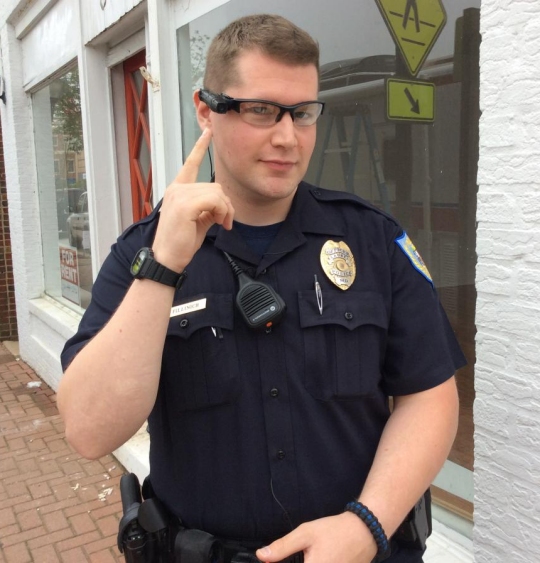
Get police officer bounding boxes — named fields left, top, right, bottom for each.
left=58, top=14, right=465, bottom=563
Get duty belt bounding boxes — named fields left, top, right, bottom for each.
left=219, top=537, right=303, bottom=563
left=118, top=472, right=304, bottom=563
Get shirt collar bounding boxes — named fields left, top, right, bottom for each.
left=207, top=182, right=345, bottom=269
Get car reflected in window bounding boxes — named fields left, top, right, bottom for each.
left=67, top=191, right=89, bottom=249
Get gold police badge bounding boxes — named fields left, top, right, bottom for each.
left=320, top=240, right=356, bottom=290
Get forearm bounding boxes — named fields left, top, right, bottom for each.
left=358, top=376, right=459, bottom=537
left=58, top=279, right=175, bottom=459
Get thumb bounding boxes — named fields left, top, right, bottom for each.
left=256, top=532, right=306, bottom=562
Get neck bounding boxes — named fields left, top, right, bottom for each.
left=231, top=198, right=293, bottom=225
left=218, top=180, right=297, bottom=226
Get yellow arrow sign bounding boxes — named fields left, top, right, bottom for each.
left=387, top=79, right=435, bottom=122
left=375, top=0, right=447, bottom=76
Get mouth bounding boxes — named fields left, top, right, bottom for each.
left=261, top=159, right=296, bottom=171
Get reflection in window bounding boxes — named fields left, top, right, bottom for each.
left=305, top=11, right=479, bottom=496
left=33, top=66, right=93, bottom=311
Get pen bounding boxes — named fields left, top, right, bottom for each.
left=314, top=275, right=323, bottom=315
left=211, top=327, right=223, bottom=339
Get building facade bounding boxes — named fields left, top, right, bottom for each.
left=0, top=119, right=18, bottom=340
left=0, top=0, right=538, bottom=560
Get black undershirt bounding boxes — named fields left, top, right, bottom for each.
left=233, top=220, right=284, bottom=258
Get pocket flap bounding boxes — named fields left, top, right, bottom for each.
left=167, top=293, right=234, bottom=339
left=298, top=290, right=388, bottom=331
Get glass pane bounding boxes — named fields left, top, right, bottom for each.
left=33, top=66, right=93, bottom=312
left=177, top=0, right=479, bottom=512
left=136, top=78, right=151, bottom=183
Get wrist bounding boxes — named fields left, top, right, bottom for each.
left=131, top=247, right=188, bottom=290
left=151, top=248, right=189, bottom=275
left=344, top=501, right=391, bottom=562
left=339, top=511, right=379, bottom=559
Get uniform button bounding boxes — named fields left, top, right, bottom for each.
left=277, top=450, right=286, bottom=460
left=261, top=269, right=267, bottom=274
left=270, top=388, right=279, bottom=397
left=344, top=312, right=353, bottom=320
left=313, top=189, right=321, bottom=196
left=179, top=319, right=189, bottom=328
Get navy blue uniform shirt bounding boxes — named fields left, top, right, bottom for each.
left=61, top=182, right=465, bottom=554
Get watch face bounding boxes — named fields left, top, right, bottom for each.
left=131, top=249, right=149, bottom=276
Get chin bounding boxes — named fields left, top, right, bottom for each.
left=260, top=177, right=301, bottom=197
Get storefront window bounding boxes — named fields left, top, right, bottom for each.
left=178, top=0, right=479, bottom=523
left=33, top=66, right=93, bottom=311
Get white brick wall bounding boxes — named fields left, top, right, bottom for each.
left=0, top=23, right=43, bottom=337
left=0, top=19, right=74, bottom=391
left=476, top=0, right=540, bottom=560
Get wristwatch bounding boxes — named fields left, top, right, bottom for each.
left=130, top=247, right=187, bottom=290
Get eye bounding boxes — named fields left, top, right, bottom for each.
left=294, top=110, right=311, bottom=120
left=294, top=104, right=316, bottom=121
left=241, top=102, right=276, bottom=116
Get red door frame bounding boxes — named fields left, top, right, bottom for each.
left=124, top=50, right=153, bottom=222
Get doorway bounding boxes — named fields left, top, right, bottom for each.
left=123, top=50, right=153, bottom=222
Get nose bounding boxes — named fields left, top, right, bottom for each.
left=270, top=112, right=298, bottom=149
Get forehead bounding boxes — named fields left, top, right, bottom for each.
left=228, top=50, right=319, bottom=102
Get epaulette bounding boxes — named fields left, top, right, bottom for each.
left=304, top=182, right=401, bottom=230
left=119, top=199, right=163, bottom=240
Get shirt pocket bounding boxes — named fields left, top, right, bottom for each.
left=298, top=290, right=388, bottom=401
left=161, top=293, right=241, bottom=411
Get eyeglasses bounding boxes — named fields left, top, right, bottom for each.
left=199, top=89, right=325, bottom=127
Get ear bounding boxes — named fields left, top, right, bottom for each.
left=194, top=89, right=212, bottom=130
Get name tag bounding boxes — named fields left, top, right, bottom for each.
left=170, top=298, right=207, bottom=318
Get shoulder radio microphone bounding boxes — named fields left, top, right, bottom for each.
left=223, top=252, right=286, bottom=330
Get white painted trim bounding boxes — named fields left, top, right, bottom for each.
left=432, top=504, right=473, bottom=541
left=14, top=0, right=58, bottom=39
left=113, top=425, right=150, bottom=484
left=146, top=0, right=183, bottom=198
left=23, top=55, right=76, bottom=93
left=85, top=1, right=146, bottom=48
left=427, top=519, right=473, bottom=561
left=77, top=44, right=123, bottom=269
left=173, top=0, right=230, bottom=28
left=28, top=296, right=80, bottom=341
left=107, top=28, right=145, bottom=68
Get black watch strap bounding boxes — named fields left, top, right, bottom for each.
left=131, top=248, right=187, bottom=290
left=143, top=259, right=187, bottom=290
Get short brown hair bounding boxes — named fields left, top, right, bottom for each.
left=203, top=14, right=319, bottom=92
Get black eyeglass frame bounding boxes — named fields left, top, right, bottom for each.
left=199, top=89, right=325, bottom=126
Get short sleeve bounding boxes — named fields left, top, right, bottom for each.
left=60, top=219, right=153, bottom=371
left=382, top=230, right=466, bottom=396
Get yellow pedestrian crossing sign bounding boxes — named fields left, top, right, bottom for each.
left=387, top=79, right=435, bottom=122
left=375, top=0, right=447, bottom=76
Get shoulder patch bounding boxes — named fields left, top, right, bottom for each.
left=395, top=232, right=433, bottom=285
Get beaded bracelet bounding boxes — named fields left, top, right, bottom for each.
left=344, top=501, right=391, bottom=562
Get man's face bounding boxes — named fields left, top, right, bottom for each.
left=197, top=50, right=319, bottom=217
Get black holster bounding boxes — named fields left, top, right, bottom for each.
left=118, top=473, right=279, bottom=563
left=393, top=489, right=432, bottom=551
left=118, top=473, right=177, bottom=562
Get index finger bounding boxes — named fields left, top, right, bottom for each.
left=175, top=128, right=213, bottom=184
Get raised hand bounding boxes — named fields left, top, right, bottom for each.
left=152, top=128, right=235, bottom=272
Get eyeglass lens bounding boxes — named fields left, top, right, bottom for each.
left=237, top=101, right=323, bottom=127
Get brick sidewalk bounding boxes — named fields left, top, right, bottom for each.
left=0, top=342, right=127, bottom=563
